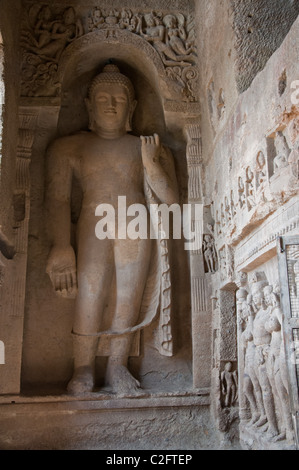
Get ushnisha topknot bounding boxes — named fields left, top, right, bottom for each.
left=88, top=64, right=135, bottom=103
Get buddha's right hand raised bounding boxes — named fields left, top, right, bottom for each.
left=46, top=245, right=78, bottom=299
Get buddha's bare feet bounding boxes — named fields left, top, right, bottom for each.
left=67, top=366, right=94, bottom=395
left=106, top=365, right=142, bottom=396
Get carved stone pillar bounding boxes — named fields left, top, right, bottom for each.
left=0, top=99, right=61, bottom=394
left=0, top=108, right=38, bottom=393
left=185, top=123, right=211, bottom=389
left=12, top=112, right=38, bottom=313
left=235, top=276, right=249, bottom=421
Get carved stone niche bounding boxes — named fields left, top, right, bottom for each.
left=15, top=4, right=206, bottom=414
left=0, top=4, right=224, bottom=451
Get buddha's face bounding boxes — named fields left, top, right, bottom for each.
left=88, top=83, right=131, bottom=134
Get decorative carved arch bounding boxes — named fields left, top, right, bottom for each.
left=57, top=29, right=182, bottom=105
left=55, top=29, right=187, bottom=138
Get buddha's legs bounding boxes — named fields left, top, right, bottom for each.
left=105, top=238, right=152, bottom=394
left=68, top=237, right=114, bottom=394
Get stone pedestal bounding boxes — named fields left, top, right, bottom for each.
left=0, top=391, right=213, bottom=450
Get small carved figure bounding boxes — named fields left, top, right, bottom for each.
left=273, top=132, right=290, bottom=174
left=203, top=234, right=217, bottom=273
left=31, top=6, right=56, bottom=49
left=256, top=151, right=266, bottom=189
left=255, top=150, right=270, bottom=203
left=88, top=8, right=105, bottom=31
left=141, top=12, right=165, bottom=45
left=288, top=137, right=299, bottom=179
left=129, top=14, right=143, bottom=34
left=221, top=362, right=238, bottom=408
left=141, top=12, right=191, bottom=67
left=245, top=166, right=256, bottom=211
left=238, top=176, right=246, bottom=209
left=163, top=14, right=196, bottom=64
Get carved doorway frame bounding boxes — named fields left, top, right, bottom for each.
left=277, top=236, right=299, bottom=449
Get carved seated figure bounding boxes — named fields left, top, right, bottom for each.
left=26, top=6, right=83, bottom=62
left=141, top=12, right=191, bottom=67
left=288, top=138, right=299, bottom=179
left=273, top=132, right=290, bottom=174
left=45, top=63, right=178, bottom=396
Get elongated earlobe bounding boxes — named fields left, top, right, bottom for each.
left=126, top=100, right=137, bottom=132
left=85, top=98, right=95, bottom=131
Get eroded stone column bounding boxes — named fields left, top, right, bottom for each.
left=185, top=123, right=211, bottom=389
left=0, top=100, right=61, bottom=394
left=0, top=108, right=37, bottom=393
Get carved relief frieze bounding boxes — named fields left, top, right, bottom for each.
left=218, top=244, right=234, bottom=284
left=20, top=4, right=198, bottom=103
left=212, top=117, right=299, bottom=249
left=87, top=8, right=198, bottom=102
left=20, top=5, right=84, bottom=97
left=237, top=270, right=296, bottom=448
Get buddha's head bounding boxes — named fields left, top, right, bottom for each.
left=86, top=63, right=137, bottom=135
